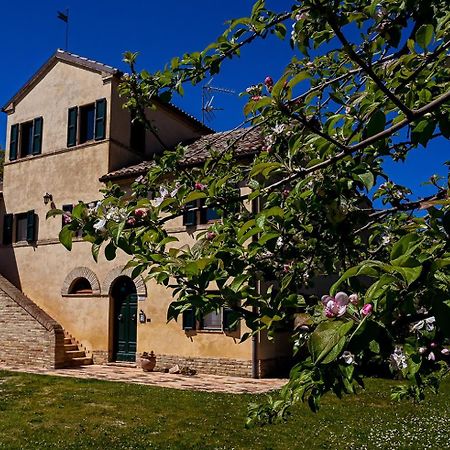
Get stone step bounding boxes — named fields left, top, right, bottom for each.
left=64, top=344, right=78, bottom=351
left=64, top=337, right=72, bottom=345
left=65, top=350, right=86, bottom=359
left=67, top=357, right=93, bottom=367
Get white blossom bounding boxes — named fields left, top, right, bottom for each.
left=341, top=351, right=355, bottom=365
left=93, top=218, right=107, bottom=233
left=389, top=346, right=408, bottom=371
left=411, top=316, right=436, bottom=333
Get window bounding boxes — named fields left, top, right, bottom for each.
left=130, top=117, right=146, bottom=153
left=68, top=278, right=93, bottom=295
left=16, top=214, right=28, bottom=242
left=2, top=210, right=37, bottom=244
left=67, top=98, right=107, bottom=147
left=9, top=117, right=43, bottom=161
left=79, top=104, right=96, bottom=143
left=202, top=310, right=222, bottom=330
left=182, top=307, right=239, bottom=332
left=183, top=200, right=220, bottom=227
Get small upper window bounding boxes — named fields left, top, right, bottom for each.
left=68, top=278, right=93, bottom=295
left=9, top=117, right=43, bottom=161
left=67, top=98, right=107, bottom=147
left=20, top=121, right=34, bottom=157
left=183, top=199, right=220, bottom=227
left=79, top=104, right=96, bottom=144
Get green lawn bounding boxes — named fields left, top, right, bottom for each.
left=0, top=371, right=450, bottom=449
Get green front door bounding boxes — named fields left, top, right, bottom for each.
left=112, top=277, right=137, bottom=362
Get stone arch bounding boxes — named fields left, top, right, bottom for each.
left=102, top=266, right=147, bottom=297
left=61, top=267, right=101, bottom=295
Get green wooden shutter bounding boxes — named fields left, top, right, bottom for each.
left=223, top=308, right=239, bottom=332
left=94, top=98, right=107, bottom=140
left=32, top=117, right=43, bottom=155
left=182, top=308, right=196, bottom=330
left=3, top=214, right=13, bottom=245
left=67, top=107, right=78, bottom=147
left=9, top=124, right=18, bottom=161
left=183, top=201, right=197, bottom=226
left=26, top=210, right=36, bottom=242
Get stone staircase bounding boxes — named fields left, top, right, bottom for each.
left=62, top=331, right=93, bottom=367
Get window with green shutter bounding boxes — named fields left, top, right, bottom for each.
left=182, top=308, right=196, bottom=330
left=223, top=308, right=239, bottom=332
left=94, top=98, right=107, bottom=140
left=2, top=214, right=13, bottom=245
left=26, top=210, right=37, bottom=242
left=9, top=124, right=18, bottom=161
left=32, top=117, right=43, bottom=155
left=67, top=107, right=78, bottom=147
left=183, top=201, right=197, bottom=226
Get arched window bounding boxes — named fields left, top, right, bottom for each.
left=68, top=277, right=93, bottom=295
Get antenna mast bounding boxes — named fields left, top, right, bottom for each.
left=201, top=78, right=235, bottom=124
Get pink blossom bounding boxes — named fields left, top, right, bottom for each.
left=282, top=189, right=290, bottom=198
left=194, top=182, right=206, bottom=191
left=251, top=95, right=262, bottom=102
left=441, top=348, right=450, bottom=356
left=321, top=292, right=349, bottom=318
left=418, top=347, right=427, bottom=355
left=134, top=208, right=148, bottom=218
left=126, top=217, right=136, bottom=227
left=430, top=342, right=438, bottom=349
left=206, top=231, right=216, bottom=240
left=427, top=352, right=436, bottom=361
left=360, top=303, right=373, bottom=316
left=349, top=294, right=359, bottom=305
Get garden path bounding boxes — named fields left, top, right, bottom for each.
left=0, top=363, right=286, bottom=394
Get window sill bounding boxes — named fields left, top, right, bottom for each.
left=197, top=329, right=224, bottom=334
left=12, top=241, right=34, bottom=247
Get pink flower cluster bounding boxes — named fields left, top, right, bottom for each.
left=321, top=292, right=372, bottom=318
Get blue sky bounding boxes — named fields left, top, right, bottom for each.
left=1, top=1, right=447, bottom=198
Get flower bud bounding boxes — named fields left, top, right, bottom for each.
left=206, top=231, right=216, bottom=240
left=360, top=303, right=373, bottom=316
left=418, top=347, right=427, bottom=355
left=194, top=182, right=206, bottom=191
left=264, top=76, right=274, bottom=87
left=134, top=208, right=148, bottom=218
left=127, top=217, right=136, bottom=227
left=430, top=342, right=438, bottom=349
left=349, top=294, right=359, bottom=305
left=441, top=348, right=450, bottom=356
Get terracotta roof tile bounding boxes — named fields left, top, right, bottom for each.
left=100, top=127, right=262, bottom=182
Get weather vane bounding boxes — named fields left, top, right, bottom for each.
left=57, top=9, right=70, bottom=51
left=201, top=78, right=235, bottom=124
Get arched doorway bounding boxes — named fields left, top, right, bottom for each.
left=111, top=276, right=137, bottom=362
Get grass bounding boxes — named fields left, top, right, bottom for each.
left=0, top=371, right=450, bottom=449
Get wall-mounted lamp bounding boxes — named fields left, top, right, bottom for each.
left=43, top=192, right=53, bottom=205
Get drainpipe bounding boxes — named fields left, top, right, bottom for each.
left=251, top=198, right=260, bottom=379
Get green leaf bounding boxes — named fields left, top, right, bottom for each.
left=46, top=209, right=63, bottom=219
left=356, top=172, right=375, bottom=191
left=415, top=24, right=434, bottom=49
left=369, top=340, right=380, bottom=354
left=365, top=110, right=386, bottom=137
left=390, top=234, right=421, bottom=261
left=183, top=191, right=207, bottom=205
left=105, top=241, right=117, bottom=261
left=309, top=320, right=353, bottom=365
left=59, top=226, right=73, bottom=251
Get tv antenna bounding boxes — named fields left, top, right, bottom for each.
left=202, top=78, right=235, bottom=124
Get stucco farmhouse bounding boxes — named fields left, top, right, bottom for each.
left=0, top=50, right=291, bottom=377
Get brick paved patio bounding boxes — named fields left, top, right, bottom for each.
left=0, top=363, right=286, bottom=394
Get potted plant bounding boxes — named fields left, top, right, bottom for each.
left=140, top=351, right=156, bottom=372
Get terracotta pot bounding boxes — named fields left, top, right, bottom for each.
left=141, top=351, right=156, bottom=372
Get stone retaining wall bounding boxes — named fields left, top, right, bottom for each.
left=0, top=274, right=66, bottom=369
left=147, top=354, right=253, bottom=377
